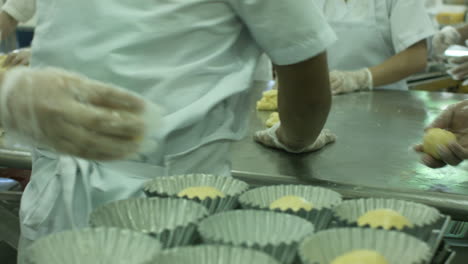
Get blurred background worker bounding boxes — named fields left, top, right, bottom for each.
left=11, top=0, right=338, bottom=262
left=433, top=23, right=468, bottom=82
left=315, top=0, right=436, bottom=95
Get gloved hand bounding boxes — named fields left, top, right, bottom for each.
left=432, top=26, right=462, bottom=61
left=0, top=11, right=18, bottom=41
left=415, top=100, right=468, bottom=168
left=254, top=123, right=336, bottom=153
left=3, top=48, right=31, bottom=67
left=0, top=67, right=152, bottom=161
left=329, top=68, right=373, bottom=95
left=447, top=53, right=468, bottom=85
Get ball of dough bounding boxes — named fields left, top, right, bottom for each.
left=177, top=186, right=225, bottom=200
left=357, top=209, right=413, bottom=230
left=423, top=128, right=456, bottom=159
left=265, top=112, right=280, bottom=128
left=331, top=250, right=389, bottom=264
left=256, top=90, right=278, bottom=111
left=269, top=195, right=313, bottom=212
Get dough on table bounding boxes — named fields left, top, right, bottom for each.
left=265, top=112, right=280, bottom=128
left=269, top=195, right=313, bottom=212
left=357, top=209, right=413, bottom=230
left=256, top=89, right=278, bottom=111
left=331, top=249, right=389, bottom=264
left=423, top=128, right=456, bottom=159
left=177, top=186, right=225, bottom=200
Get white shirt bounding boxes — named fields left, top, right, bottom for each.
left=31, top=0, right=337, bottom=158
left=317, top=0, right=436, bottom=90
left=2, top=0, right=35, bottom=23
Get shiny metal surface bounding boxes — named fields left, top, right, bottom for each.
left=231, top=90, right=468, bottom=220
left=0, top=148, right=31, bottom=170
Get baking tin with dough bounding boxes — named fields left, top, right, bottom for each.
left=143, top=174, right=249, bottom=214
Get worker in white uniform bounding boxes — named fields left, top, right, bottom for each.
left=316, top=0, right=436, bottom=94
left=433, top=24, right=468, bottom=83
left=415, top=100, right=468, bottom=168
left=7, top=0, right=338, bottom=262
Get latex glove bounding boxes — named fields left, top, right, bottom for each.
left=329, top=68, right=373, bottom=95
left=415, top=100, right=468, bottom=168
left=0, top=11, right=17, bottom=41
left=0, top=67, right=151, bottom=161
left=3, top=48, right=31, bottom=67
left=254, top=123, right=336, bottom=153
left=432, top=26, right=462, bottom=61
left=447, top=54, right=468, bottom=85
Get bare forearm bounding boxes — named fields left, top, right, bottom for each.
left=275, top=52, right=332, bottom=148
left=457, top=24, right=468, bottom=41
left=370, top=41, right=427, bottom=87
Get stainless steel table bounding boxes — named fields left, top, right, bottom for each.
left=1, top=90, right=468, bottom=220
left=231, top=90, right=468, bottom=220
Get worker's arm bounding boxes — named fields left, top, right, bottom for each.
left=370, top=40, right=427, bottom=87
left=275, top=52, right=331, bottom=149
left=330, top=40, right=427, bottom=95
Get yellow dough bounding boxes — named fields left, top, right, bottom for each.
left=331, top=250, right=389, bottom=264
left=265, top=112, right=280, bottom=128
left=256, top=89, right=278, bottom=111
left=269, top=195, right=313, bottom=212
left=177, top=186, right=225, bottom=200
left=423, top=128, right=456, bottom=159
left=357, top=209, right=413, bottom=230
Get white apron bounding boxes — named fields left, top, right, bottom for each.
left=18, top=0, right=267, bottom=257
left=318, top=0, right=407, bottom=91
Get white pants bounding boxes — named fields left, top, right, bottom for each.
left=17, top=140, right=232, bottom=264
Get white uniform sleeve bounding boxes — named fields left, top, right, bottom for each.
left=2, top=0, right=35, bottom=23
left=227, top=0, right=337, bottom=66
left=389, top=0, right=436, bottom=53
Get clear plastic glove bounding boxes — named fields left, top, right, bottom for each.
left=254, top=123, right=336, bottom=153
left=329, top=68, right=373, bottom=95
left=447, top=53, right=468, bottom=85
left=414, top=100, right=468, bottom=168
left=3, top=48, right=31, bottom=67
left=0, top=67, right=158, bottom=161
left=0, top=11, right=18, bottom=41
left=432, top=26, right=462, bottom=61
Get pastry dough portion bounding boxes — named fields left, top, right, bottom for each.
left=331, top=250, right=389, bottom=264
left=265, top=112, right=280, bottom=128
left=177, top=186, right=225, bottom=200
left=423, top=128, right=456, bottom=159
left=357, top=209, right=413, bottom=230
left=256, top=89, right=278, bottom=111
left=269, top=195, right=313, bottom=212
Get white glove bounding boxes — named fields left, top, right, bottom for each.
left=432, top=26, right=461, bottom=61
left=0, top=67, right=158, bottom=160
left=0, top=11, right=17, bottom=41
left=4, top=48, right=31, bottom=67
left=330, top=68, right=373, bottom=95
left=254, top=123, right=336, bottom=153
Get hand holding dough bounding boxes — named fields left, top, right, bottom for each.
left=331, top=250, right=389, bottom=264
left=357, top=209, right=413, bottom=230
left=177, top=186, right=225, bottom=200
left=415, top=100, right=468, bottom=168
left=423, top=128, right=456, bottom=159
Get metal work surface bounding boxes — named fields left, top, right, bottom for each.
left=231, top=90, right=468, bottom=220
